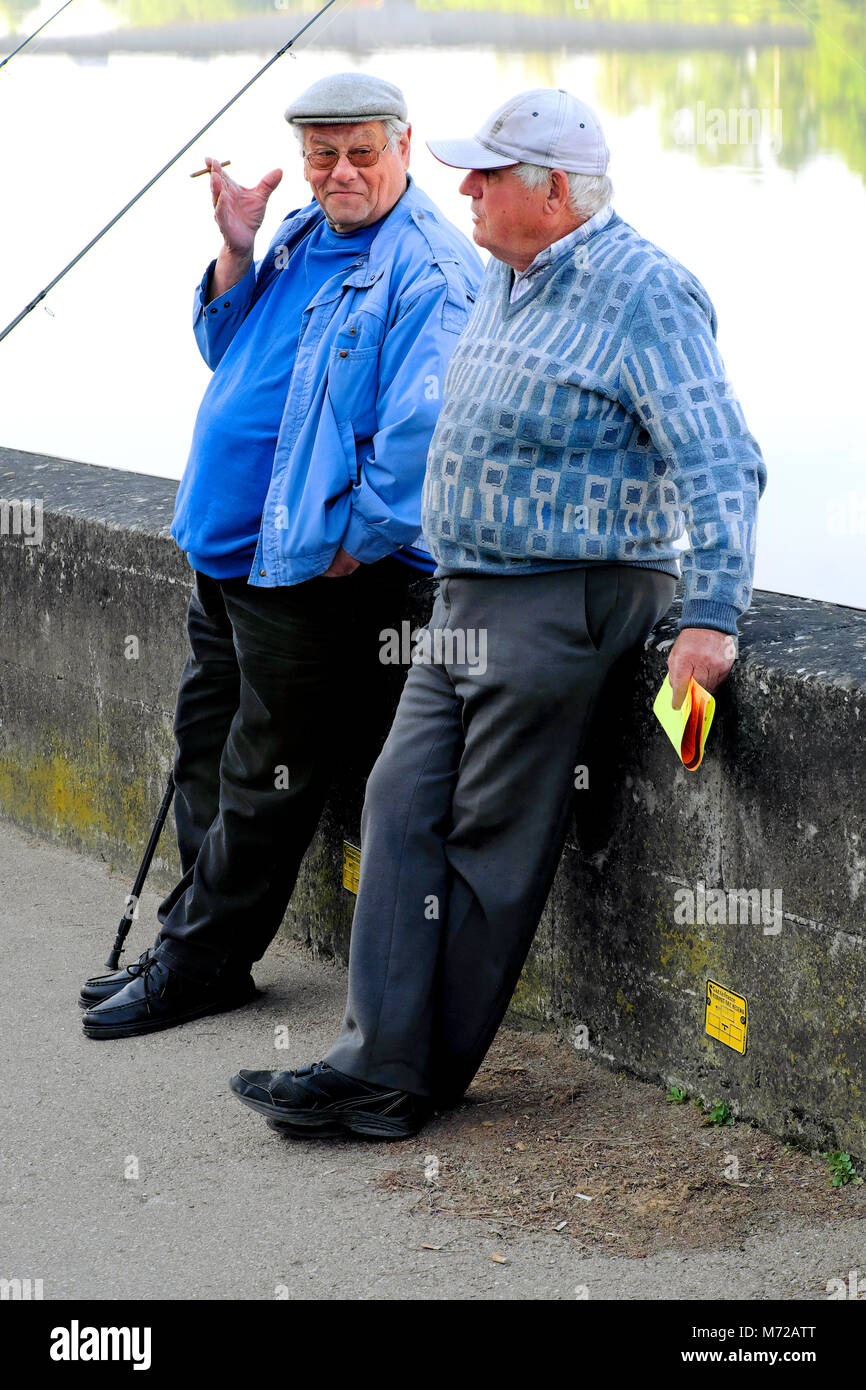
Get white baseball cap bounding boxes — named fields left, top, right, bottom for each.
left=427, top=88, right=609, bottom=175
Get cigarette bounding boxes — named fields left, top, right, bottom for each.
left=190, top=160, right=231, bottom=179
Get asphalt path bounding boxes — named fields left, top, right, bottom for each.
left=1, top=821, right=863, bottom=1301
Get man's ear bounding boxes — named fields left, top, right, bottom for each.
left=399, top=122, right=412, bottom=166
left=547, top=168, right=571, bottom=213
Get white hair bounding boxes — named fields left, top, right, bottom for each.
left=293, top=116, right=409, bottom=151
left=513, top=162, right=613, bottom=219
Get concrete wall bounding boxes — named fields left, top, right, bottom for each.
left=2, top=446, right=864, bottom=1157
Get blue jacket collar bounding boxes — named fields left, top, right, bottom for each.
left=251, top=175, right=471, bottom=314
left=275, top=174, right=460, bottom=283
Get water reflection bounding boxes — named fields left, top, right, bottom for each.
left=0, top=0, right=863, bottom=604
left=590, top=1, right=866, bottom=183
left=3, top=1, right=863, bottom=181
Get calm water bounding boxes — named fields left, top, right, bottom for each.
left=1, top=0, right=864, bottom=606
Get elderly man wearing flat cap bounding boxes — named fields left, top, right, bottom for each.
left=80, top=73, right=482, bottom=1039
left=230, top=88, right=766, bottom=1138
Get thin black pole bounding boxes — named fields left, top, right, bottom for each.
left=0, top=0, right=348, bottom=345
left=105, top=773, right=175, bottom=970
left=0, top=0, right=77, bottom=70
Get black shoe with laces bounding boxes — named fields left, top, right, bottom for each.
left=229, top=1062, right=431, bottom=1140
left=79, top=948, right=156, bottom=1008
left=81, top=953, right=256, bottom=1039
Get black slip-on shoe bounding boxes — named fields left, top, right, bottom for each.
left=229, top=1062, right=430, bottom=1140
left=79, top=948, right=156, bottom=1008
left=82, top=956, right=256, bottom=1039
left=265, top=1116, right=345, bottom=1138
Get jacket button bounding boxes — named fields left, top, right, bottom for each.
left=349, top=327, right=357, bottom=334
left=259, top=569, right=266, bottom=577
left=339, top=349, right=348, bottom=358
left=224, top=301, right=230, bottom=308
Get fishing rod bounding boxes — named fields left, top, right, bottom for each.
left=0, top=0, right=76, bottom=71
left=0, top=0, right=351, bottom=345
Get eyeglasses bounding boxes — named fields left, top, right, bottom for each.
left=304, top=141, right=390, bottom=172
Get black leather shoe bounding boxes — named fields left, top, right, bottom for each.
left=229, top=1062, right=430, bottom=1140
left=79, top=948, right=156, bottom=1008
left=82, top=955, right=256, bottom=1039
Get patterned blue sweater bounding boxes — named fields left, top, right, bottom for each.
left=421, top=211, right=767, bottom=635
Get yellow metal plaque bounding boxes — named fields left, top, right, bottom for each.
left=342, top=841, right=361, bottom=894
left=705, top=980, right=748, bottom=1055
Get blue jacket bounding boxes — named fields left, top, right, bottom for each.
left=178, top=176, right=483, bottom=587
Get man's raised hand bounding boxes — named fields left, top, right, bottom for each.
left=203, top=159, right=283, bottom=301
left=207, top=158, right=283, bottom=257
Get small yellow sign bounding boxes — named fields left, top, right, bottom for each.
left=342, top=841, right=361, bottom=894
left=705, top=979, right=748, bottom=1055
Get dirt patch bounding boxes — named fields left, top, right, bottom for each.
left=376, top=1026, right=866, bottom=1259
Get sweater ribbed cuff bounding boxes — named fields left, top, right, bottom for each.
left=678, top=598, right=740, bottom=637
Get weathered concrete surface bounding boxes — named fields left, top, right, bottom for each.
left=2, top=820, right=865, bottom=1302
left=519, top=599, right=866, bottom=1160
left=0, top=449, right=189, bottom=884
left=1, top=446, right=864, bottom=1161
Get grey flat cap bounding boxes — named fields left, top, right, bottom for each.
left=284, top=72, right=407, bottom=126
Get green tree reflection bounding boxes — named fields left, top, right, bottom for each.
left=108, top=0, right=317, bottom=22
left=0, top=0, right=39, bottom=31
left=590, top=2, right=866, bottom=183
left=420, top=0, right=866, bottom=182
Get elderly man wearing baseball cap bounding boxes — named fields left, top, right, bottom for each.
left=229, top=89, right=766, bottom=1139
left=80, top=73, right=482, bottom=1040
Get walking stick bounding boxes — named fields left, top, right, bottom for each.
left=104, top=772, right=175, bottom=969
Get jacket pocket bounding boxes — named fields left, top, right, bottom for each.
left=327, top=344, right=380, bottom=442
left=337, top=418, right=360, bottom=487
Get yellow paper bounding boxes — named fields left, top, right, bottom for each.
left=653, top=675, right=715, bottom=771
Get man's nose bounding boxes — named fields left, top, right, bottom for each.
left=331, top=152, right=360, bottom=181
left=459, top=170, right=482, bottom=197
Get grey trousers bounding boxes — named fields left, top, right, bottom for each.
left=325, top=563, right=677, bottom=1102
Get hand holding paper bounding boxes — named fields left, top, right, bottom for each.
left=666, top=628, right=736, bottom=709
left=653, top=674, right=715, bottom=771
